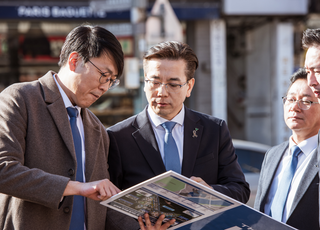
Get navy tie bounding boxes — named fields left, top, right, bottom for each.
left=161, top=122, right=181, bottom=174
left=67, top=107, right=85, bottom=230
left=270, top=145, right=302, bottom=222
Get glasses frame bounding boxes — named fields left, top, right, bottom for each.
left=144, top=79, right=189, bottom=92
left=88, top=60, right=120, bottom=90
left=282, top=96, right=320, bottom=110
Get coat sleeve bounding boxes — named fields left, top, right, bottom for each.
left=210, top=120, right=250, bottom=204
left=254, top=148, right=271, bottom=211
left=0, top=84, right=70, bottom=209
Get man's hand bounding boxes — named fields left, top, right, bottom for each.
left=190, top=176, right=212, bottom=189
left=138, top=213, right=175, bottom=230
left=63, top=179, right=121, bottom=201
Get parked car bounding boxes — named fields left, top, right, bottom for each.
left=232, top=139, right=272, bottom=207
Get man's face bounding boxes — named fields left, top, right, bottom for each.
left=284, top=79, right=320, bottom=139
left=144, top=59, right=195, bottom=120
left=64, top=52, right=117, bottom=108
left=305, top=46, right=320, bottom=98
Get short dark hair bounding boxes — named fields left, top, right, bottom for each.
left=290, top=68, right=307, bottom=83
left=58, top=24, right=124, bottom=77
left=286, top=68, right=307, bottom=94
left=143, top=41, right=198, bottom=81
left=302, top=28, right=320, bottom=49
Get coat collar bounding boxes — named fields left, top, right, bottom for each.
left=39, top=71, right=101, bottom=181
left=132, top=106, right=203, bottom=177
left=133, top=107, right=166, bottom=175
left=181, top=108, right=203, bottom=178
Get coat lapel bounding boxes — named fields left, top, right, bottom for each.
left=181, top=108, right=203, bottom=178
left=260, top=142, right=288, bottom=209
left=132, top=108, right=166, bottom=175
left=82, top=109, right=101, bottom=181
left=288, top=145, right=319, bottom=218
left=39, top=72, right=75, bottom=158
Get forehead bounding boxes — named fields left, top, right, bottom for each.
left=288, top=79, right=313, bottom=96
left=305, top=46, right=320, bottom=68
left=145, top=58, right=186, bottom=80
left=96, top=52, right=117, bottom=74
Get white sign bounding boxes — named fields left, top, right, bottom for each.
left=90, top=0, right=132, bottom=12
left=125, top=57, right=140, bottom=89
left=224, top=0, right=308, bottom=15
left=210, top=19, right=227, bottom=121
left=275, top=23, right=293, bottom=144
left=145, top=0, right=183, bottom=47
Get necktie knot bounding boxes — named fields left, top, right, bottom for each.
left=67, top=107, right=78, bottom=118
left=291, top=145, right=302, bottom=158
left=161, top=121, right=176, bottom=133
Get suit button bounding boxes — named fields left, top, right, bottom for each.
left=68, top=169, right=75, bottom=176
left=64, top=207, right=70, bottom=213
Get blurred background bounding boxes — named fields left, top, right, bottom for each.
left=0, top=0, right=319, bottom=147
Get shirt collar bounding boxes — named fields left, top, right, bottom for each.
left=53, top=74, right=81, bottom=113
left=288, top=134, right=318, bottom=157
left=147, top=104, right=185, bottom=128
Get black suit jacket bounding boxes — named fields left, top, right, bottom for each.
left=107, top=106, right=249, bottom=202
left=254, top=141, right=319, bottom=230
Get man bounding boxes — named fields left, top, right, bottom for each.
left=302, top=27, right=320, bottom=230
left=254, top=68, right=320, bottom=230
left=106, top=41, right=250, bottom=229
left=0, top=24, right=123, bottom=230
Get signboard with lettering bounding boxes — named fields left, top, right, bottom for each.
left=0, top=5, right=130, bottom=20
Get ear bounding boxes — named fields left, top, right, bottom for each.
left=68, top=52, right=79, bottom=72
left=186, top=78, right=195, bottom=98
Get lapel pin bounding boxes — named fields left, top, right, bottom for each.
left=192, top=128, right=199, bottom=138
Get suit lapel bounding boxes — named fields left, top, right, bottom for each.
left=82, top=109, right=101, bottom=181
left=181, top=108, right=203, bottom=178
left=39, top=72, right=75, bottom=157
left=260, top=142, right=288, bottom=209
left=288, top=146, right=319, bottom=218
left=132, top=108, right=166, bottom=175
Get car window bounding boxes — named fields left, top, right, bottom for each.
left=235, top=148, right=265, bottom=173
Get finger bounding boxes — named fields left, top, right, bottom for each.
left=108, top=183, right=120, bottom=196
left=138, top=216, right=146, bottom=230
left=190, top=176, right=201, bottom=182
left=160, top=218, right=175, bottom=230
left=154, top=214, right=165, bottom=228
left=144, top=213, right=152, bottom=229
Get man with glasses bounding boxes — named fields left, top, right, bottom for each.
left=254, top=68, right=320, bottom=230
left=0, top=24, right=123, bottom=230
left=106, top=41, right=250, bottom=229
left=302, top=27, right=320, bottom=230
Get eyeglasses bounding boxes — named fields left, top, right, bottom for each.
left=88, top=60, right=120, bottom=90
left=144, top=79, right=189, bottom=93
left=282, top=96, right=320, bottom=110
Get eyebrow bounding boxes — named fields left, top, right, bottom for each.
left=102, top=68, right=118, bottom=78
left=148, top=76, right=182, bottom=82
left=304, top=66, right=320, bottom=70
left=288, top=92, right=313, bottom=98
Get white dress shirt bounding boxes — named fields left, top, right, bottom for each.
left=54, top=74, right=86, bottom=182
left=264, top=134, right=318, bottom=222
left=147, top=104, right=185, bottom=168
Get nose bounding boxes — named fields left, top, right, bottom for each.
left=308, top=71, right=319, bottom=87
left=156, top=84, right=169, bottom=96
left=289, top=100, right=301, bottom=112
left=98, top=82, right=110, bottom=93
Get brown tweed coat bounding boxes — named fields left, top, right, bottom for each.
left=0, top=71, right=110, bottom=230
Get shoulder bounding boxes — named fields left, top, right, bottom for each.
left=186, top=108, right=226, bottom=127
left=0, top=80, right=42, bottom=107
left=263, top=141, right=288, bottom=162
left=107, top=114, right=138, bottom=132
left=1, top=80, right=40, bottom=96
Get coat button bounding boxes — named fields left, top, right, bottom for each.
left=64, top=207, right=70, bottom=213
left=68, top=168, right=75, bottom=176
